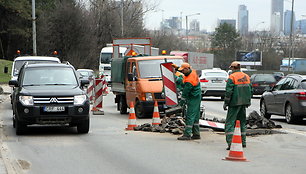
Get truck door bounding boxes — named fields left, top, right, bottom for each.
left=126, top=61, right=138, bottom=106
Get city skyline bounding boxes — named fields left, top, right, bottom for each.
left=144, top=0, right=305, bottom=32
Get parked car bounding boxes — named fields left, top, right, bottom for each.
left=9, top=62, right=90, bottom=135
left=260, top=74, right=306, bottom=123
left=250, top=74, right=277, bottom=95
left=77, top=69, right=94, bottom=81
left=273, top=72, right=285, bottom=81
left=199, top=68, right=228, bottom=99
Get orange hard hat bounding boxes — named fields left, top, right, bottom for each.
left=178, top=63, right=191, bottom=71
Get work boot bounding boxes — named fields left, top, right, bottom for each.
left=177, top=135, right=191, bottom=140
left=243, top=144, right=246, bottom=148
left=191, top=135, right=201, bottom=140
left=226, top=145, right=231, bottom=150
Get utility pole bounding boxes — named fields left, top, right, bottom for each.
left=121, top=0, right=124, bottom=37
left=288, top=0, right=295, bottom=72
left=32, top=0, right=37, bottom=56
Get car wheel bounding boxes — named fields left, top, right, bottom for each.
left=77, top=119, right=90, bottom=134
left=135, top=100, right=146, bottom=118
left=15, top=118, right=27, bottom=135
left=119, top=96, right=127, bottom=114
left=285, top=104, right=301, bottom=124
left=260, top=100, right=271, bottom=119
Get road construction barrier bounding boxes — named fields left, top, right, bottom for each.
left=152, top=101, right=161, bottom=126
left=223, top=120, right=248, bottom=162
left=91, top=78, right=105, bottom=115
left=100, top=74, right=109, bottom=95
left=86, top=78, right=94, bottom=103
left=126, top=102, right=137, bottom=130
left=161, top=62, right=178, bottom=106
left=199, top=120, right=225, bottom=131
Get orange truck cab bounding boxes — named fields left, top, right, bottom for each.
left=111, top=55, right=184, bottom=118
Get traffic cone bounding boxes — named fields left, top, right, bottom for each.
left=152, top=101, right=161, bottom=126
left=126, top=102, right=137, bottom=130
left=223, top=120, right=248, bottom=162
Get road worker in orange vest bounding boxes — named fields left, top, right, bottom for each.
left=174, top=63, right=202, bottom=140
left=223, top=61, right=252, bottom=150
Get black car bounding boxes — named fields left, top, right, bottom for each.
left=260, top=74, right=306, bottom=123
left=9, top=62, right=90, bottom=135
left=250, top=74, right=277, bottom=95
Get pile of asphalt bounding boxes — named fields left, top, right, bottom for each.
left=134, top=115, right=185, bottom=134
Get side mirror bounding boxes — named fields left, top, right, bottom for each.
left=9, top=80, right=19, bottom=87
left=80, top=79, right=89, bottom=86
left=127, top=73, right=134, bottom=81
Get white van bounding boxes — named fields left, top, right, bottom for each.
left=11, top=56, right=61, bottom=80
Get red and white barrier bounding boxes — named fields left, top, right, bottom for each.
left=161, top=62, right=178, bottom=106
left=199, top=120, right=225, bottom=131
left=86, top=78, right=94, bottom=102
left=92, top=78, right=104, bottom=115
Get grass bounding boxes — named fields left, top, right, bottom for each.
left=0, top=59, right=13, bottom=84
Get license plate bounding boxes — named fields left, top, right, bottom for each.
left=212, top=80, right=222, bottom=83
left=43, top=106, right=65, bottom=112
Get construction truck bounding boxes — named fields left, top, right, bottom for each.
left=111, top=38, right=184, bottom=118
left=170, top=51, right=214, bottom=70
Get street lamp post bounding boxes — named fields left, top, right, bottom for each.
left=288, top=0, right=295, bottom=72
left=32, top=0, right=37, bottom=56
left=186, top=13, right=200, bottom=51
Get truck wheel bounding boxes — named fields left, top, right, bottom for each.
left=135, top=101, right=145, bottom=118
left=15, top=118, right=27, bottom=135
left=119, top=96, right=127, bottom=114
left=77, top=119, right=90, bottom=134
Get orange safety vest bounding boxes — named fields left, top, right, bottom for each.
left=229, top=71, right=250, bottom=85
left=183, top=69, right=199, bottom=86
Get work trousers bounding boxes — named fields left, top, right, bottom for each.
left=183, top=94, right=201, bottom=137
left=225, top=105, right=247, bottom=147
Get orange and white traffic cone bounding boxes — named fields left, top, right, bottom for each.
left=223, top=120, right=248, bottom=162
left=152, top=101, right=161, bottom=126
left=126, top=102, right=137, bottom=130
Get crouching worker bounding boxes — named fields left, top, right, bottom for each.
left=223, top=61, right=252, bottom=150
left=173, top=63, right=201, bottom=140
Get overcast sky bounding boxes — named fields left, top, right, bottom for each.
left=144, top=0, right=306, bottom=32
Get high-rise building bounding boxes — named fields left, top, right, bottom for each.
left=296, top=19, right=306, bottom=34
left=270, top=0, right=284, bottom=35
left=218, top=19, right=236, bottom=29
left=238, top=5, right=248, bottom=35
left=190, top=19, right=200, bottom=32
left=284, top=10, right=296, bottom=36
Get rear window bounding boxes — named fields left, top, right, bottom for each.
left=301, top=80, right=306, bottom=89
left=253, top=74, right=276, bottom=82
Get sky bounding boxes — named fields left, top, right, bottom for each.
left=144, top=0, right=306, bottom=32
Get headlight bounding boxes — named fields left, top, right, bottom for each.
left=145, top=93, right=153, bottom=101
left=19, top=96, right=33, bottom=106
left=74, top=95, right=87, bottom=105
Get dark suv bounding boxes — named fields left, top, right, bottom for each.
left=9, top=62, right=90, bottom=135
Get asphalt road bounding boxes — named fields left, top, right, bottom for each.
left=0, top=92, right=306, bottom=174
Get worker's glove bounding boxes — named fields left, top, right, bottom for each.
left=171, top=64, right=179, bottom=70
left=179, top=98, right=186, bottom=107
left=223, top=103, right=228, bottom=111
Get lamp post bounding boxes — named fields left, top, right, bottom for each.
left=288, top=0, right=295, bottom=72
left=32, top=0, right=37, bottom=56
left=186, top=13, right=200, bottom=51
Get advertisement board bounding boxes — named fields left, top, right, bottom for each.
left=236, top=51, right=262, bottom=66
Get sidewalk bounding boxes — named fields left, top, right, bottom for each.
left=0, top=84, right=10, bottom=174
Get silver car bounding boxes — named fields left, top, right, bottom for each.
left=260, top=74, right=306, bottom=123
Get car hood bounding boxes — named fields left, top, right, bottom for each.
left=19, top=85, right=84, bottom=96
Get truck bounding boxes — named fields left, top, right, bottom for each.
left=170, top=51, right=214, bottom=70
left=111, top=39, right=183, bottom=118
left=280, top=58, right=306, bottom=72
left=99, top=44, right=159, bottom=82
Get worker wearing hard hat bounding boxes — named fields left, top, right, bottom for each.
left=223, top=61, right=252, bottom=150
left=173, top=63, right=201, bottom=140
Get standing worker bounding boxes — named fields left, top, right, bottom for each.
left=173, top=63, right=202, bottom=140
left=223, top=61, right=252, bottom=150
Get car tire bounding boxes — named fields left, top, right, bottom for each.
left=77, top=119, right=90, bottom=134
left=285, top=104, right=301, bottom=124
left=119, top=96, right=128, bottom=114
left=135, top=100, right=146, bottom=118
left=260, top=100, right=271, bottom=119
left=15, top=118, right=27, bottom=135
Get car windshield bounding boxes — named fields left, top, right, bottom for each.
left=253, top=74, right=276, bottom=82
left=23, top=67, right=78, bottom=86
left=13, top=60, right=59, bottom=76
left=301, top=80, right=306, bottom=89
left=138, top=59, right=183, bottom=78
left=100, top=53, right=112, bottom=64
left=203, top=72, right=228, bottom=77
